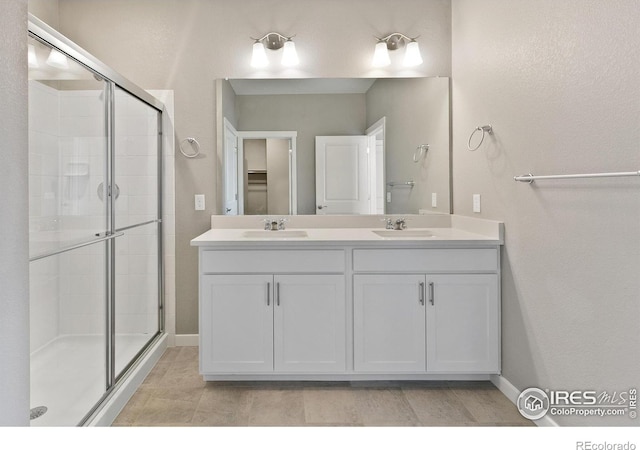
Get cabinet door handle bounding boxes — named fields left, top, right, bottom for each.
left=419, top=282, right=425, bottom=305
left=266, top=282, right=271, bottom=306
left=276, top=282, right=280, bottom=306
left=428, top=282, right=435, bottom=305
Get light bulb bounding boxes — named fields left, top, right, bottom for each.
left=28, top=44, right=38, bottom=68
left=372, top=41, right=390, bottom=67
left=46, top=48, right=69, bottom=69
left=251, top=41, right=268, bottom=68
left=403, top=40, right=423, bottom=67
left=281, top=40, right=299, bottom=67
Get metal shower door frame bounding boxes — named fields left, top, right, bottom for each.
left=28, top=13, right=165, bottom=426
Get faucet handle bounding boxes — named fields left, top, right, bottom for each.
left=381, top=217, right=394, bottom=229
left=277, top=218, right=288, bottom=230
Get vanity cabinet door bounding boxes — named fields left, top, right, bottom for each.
left=426, top=274, right=499, bottom=373
left=200, top=274, right=273, bottom=373
left=273, top=275, right=346, bottom=372
left=353, top=274, right=426, bottom=372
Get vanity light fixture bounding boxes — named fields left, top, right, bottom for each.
left=251, top=32, right=299, bottom=68
left=372, top=33, right=423, bottom=68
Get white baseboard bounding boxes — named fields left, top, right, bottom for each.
left=490, top=374, right=559, bottom=427
left=175, top=334, right=199, bottom=347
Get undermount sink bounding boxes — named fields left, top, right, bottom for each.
left=242, top=230, right=308, bottom=239
left=373, top=229, right=434, bottom=238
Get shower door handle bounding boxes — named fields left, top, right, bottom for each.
left=29, top=232, right=124, bottom=262
left=97, top=182, right=120, bottom=201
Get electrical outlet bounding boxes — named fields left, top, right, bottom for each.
left=473, top=194, right=481, bottom=213
left=195, top=194, right=205, bottom=211
left=431, top=193, right=437, bottom=208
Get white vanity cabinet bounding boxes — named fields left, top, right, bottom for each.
left=200, top=274, right=273, bottom=373
left=199, top=249, right=346, bottom=375
left=425, top=274, right=499, bottom=373
left=193, top=227, right=503, bottom=380
left=353, top=274, right=427, bottom=372
left=352, top=248, right=500, bottom=374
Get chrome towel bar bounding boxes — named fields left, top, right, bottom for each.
left=514, top=170, right=640, bottom=184
left=387, top=181, right=415, bottom=187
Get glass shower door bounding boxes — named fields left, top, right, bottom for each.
left=28, top=36, right=110, bottom=426
left=113, top=87, right=162, bottom=379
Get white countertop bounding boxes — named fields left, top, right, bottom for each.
left=191, top=226, right=502, bottom=246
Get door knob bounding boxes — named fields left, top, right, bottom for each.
left=317, top=205, right=327, bottom=210
left=226, top=208, right=231, bottom=213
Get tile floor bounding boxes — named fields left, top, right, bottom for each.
left=113, top=347, right=534, bottom=427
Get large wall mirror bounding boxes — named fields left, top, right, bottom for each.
left=216, top=77, right=451, bottom=215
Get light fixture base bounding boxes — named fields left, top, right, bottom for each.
left=251, top=32, right=293, bottom=50
left=264, top=33, right=285, bottom=50
left=385, top=34, right=406, bottom=51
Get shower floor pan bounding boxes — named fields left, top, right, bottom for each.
left=30, top=334, right=153, bottom=426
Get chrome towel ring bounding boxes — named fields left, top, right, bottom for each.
left=180, top=137, right=201, bottom=158
left=467, top=125, right=493, bottom=151
left=412, top=144, right=429, bottom=163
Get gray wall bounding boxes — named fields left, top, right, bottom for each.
left=366, top=77, right=450, bottom=214
left=54, top=0, right=452, bottom=334
left=28, top=0, right=59, bottom=27
left=236, top=93, right=367, bottom=214
left=452, top=0, right=640, bottom=426
left=1, top=0, right=30, bottom=426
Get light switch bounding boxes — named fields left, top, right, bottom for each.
left=431, top=193, right=437, bottom=208
left=195, top=194, right=205, bottom=211
left=386, top=192, right=391, bottom=203
left=473, top=194, right=481, bottom=213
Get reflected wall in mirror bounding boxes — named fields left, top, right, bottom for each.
left=216, top=77, right=451, bottom=215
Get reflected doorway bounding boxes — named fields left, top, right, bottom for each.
left=233, top=131, right=297, bottom=215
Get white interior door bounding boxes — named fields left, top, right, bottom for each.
left=315, top=136, right=370, bottom=214
left=223, top=118, right=239, bottom=215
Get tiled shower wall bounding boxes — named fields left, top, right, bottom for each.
left=29, top=82, right=175, bottom=352
left=29, top=81, right=61, bottom=352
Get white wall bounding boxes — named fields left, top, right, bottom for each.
left=452, top=0, right=640, bottom=426
left=0, top=0, right=30, bottom=427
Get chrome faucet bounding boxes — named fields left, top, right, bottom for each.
left=394, top=218, right=407, bottom=230
left=263, top=218, right=287, bottom=231
left=263, top=219, right=278, bottom=231
left=383, top=217, right=407, bottom=230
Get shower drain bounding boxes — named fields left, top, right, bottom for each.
left=30, top=406, right=48, bottom=420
